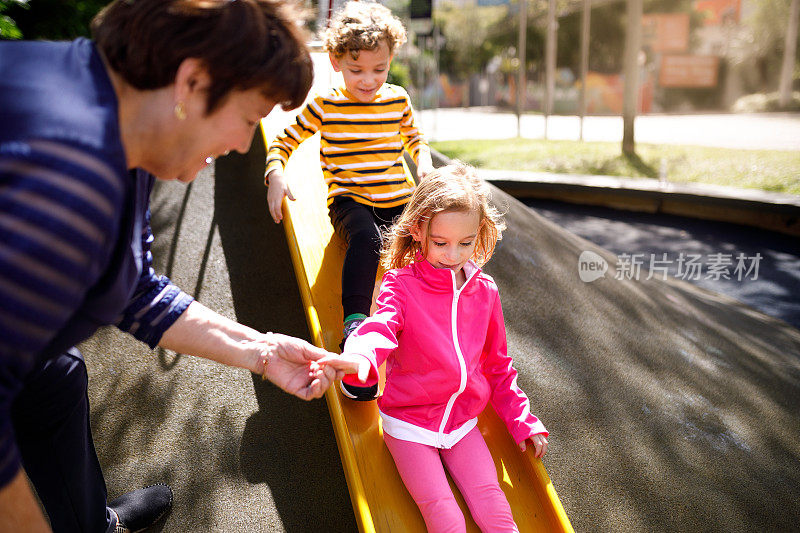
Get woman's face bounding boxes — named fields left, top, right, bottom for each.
left=165, top=87, right=275, bottom=183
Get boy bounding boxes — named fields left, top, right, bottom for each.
left=266, top=0, right=433, bottom=350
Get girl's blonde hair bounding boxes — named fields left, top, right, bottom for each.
left=382, top=162, right=506, bottom=270
left=322, top=1, right=407, bottom=59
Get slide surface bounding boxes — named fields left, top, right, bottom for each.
left=260, top=131, right=573, bottom=533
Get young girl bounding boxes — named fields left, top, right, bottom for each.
left=338, top=163, right=549, bottom=532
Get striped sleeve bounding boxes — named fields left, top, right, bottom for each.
left=0, top=139, right=124, bottom=486
left=115, top=207, right=193, bottom=348
left=398, top=92, right=430, bottom=165
left=265, top=96, right=324, bottom=179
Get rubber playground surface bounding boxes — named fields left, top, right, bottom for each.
left=74, top=120, right=800, bottom=532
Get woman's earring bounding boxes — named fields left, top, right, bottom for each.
left=174, top=101, right=187, bottom=121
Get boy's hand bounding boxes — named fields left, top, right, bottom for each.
left=416, top=151, right=434, bottom=181
left=417, top=162, right=434, bottom=181
left=520, top=433, right=549, bottom=458
left=266, top=169, right=295, bottom=223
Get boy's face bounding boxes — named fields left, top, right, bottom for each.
left=330, top=41, right=393, bottom=103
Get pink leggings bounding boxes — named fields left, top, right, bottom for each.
left=384, top=427, right=518, bottom=532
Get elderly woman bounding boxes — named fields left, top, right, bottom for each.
left=0, top=1, right=364, bottom=531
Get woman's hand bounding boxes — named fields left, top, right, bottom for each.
left=255, top=333, right=338, bottom=400
left=519, top=433, right=549, bottom=458
left=266, top=169, right=294, bottom=223
left=159, top=302, right=340, bottom=401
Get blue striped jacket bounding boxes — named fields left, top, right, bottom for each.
left=0, top=38, right=192, bottom=487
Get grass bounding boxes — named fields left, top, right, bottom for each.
left=430, top=138, right=800, bottom=196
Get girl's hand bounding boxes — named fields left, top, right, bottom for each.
left=317, top=352, right=371, bottom=383
left=520, top=433, right=549, bottom=458
left=266, top=170, right=295, bottom=224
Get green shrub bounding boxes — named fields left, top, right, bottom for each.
left=388, top=61, right=411, bottom=89
left=732, top=91, right=800, bottom=113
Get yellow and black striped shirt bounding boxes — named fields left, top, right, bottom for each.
left=266, top=84, right=429, bottom=208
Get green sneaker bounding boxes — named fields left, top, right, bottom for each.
left=340, top=313, right=367, bottom=350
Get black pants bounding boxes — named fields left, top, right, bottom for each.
left=11, top=348, right=115, bottom=533
left=328, top=196, right=406, bottom=319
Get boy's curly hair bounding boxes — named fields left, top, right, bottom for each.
left=322, top=1, right=407, bottom=59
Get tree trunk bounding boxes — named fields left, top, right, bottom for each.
left=517, top=0, right=527, bottom=136
left=579, top=0, right=591, bottom=141
left=622, top=0, right=642, bottom=155
left=779, top=0, right=799, bottom=107
left=544, top=0, right=557, bottom=139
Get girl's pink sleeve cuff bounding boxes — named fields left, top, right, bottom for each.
left=511, top=418, right=549, bottom=445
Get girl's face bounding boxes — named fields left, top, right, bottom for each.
left=329, top=41, right=392, bottom=103
left=413, top=210, right=481, bottom=280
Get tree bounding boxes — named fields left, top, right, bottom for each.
left=726, top=0, right=800, bottom=99
left=484, top=1, right=545, bottom=80
left=622, top=0, right=642, bottom=155
left=0, top=0, right=27, bottom=39
left=779, top=0, right=800, bottom=106
left=433, top=1, right=507, bottom=106
left=434, top=1, right=507, bottom=81
left=3, top=0, right=107, bottom=40
left=557, top=0, right=697, bottom=74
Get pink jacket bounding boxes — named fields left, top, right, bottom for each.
left=342, top=258, right=547, bottom=449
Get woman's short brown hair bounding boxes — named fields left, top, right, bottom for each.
left=92, top=0, right=313, bottom=114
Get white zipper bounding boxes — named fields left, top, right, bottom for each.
left=436, top=267, right=478, bottom=448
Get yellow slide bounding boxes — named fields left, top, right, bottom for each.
left=260, top=135, right=573, bottom=533
left=260, top=49, right=572, bottom=532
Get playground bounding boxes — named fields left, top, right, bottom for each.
left=2, top=0, right=798, bottom=530
left=75, top=52, right=800, bottom=532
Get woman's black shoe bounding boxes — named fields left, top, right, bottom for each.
left=110, top=483, right=173, bottom=533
